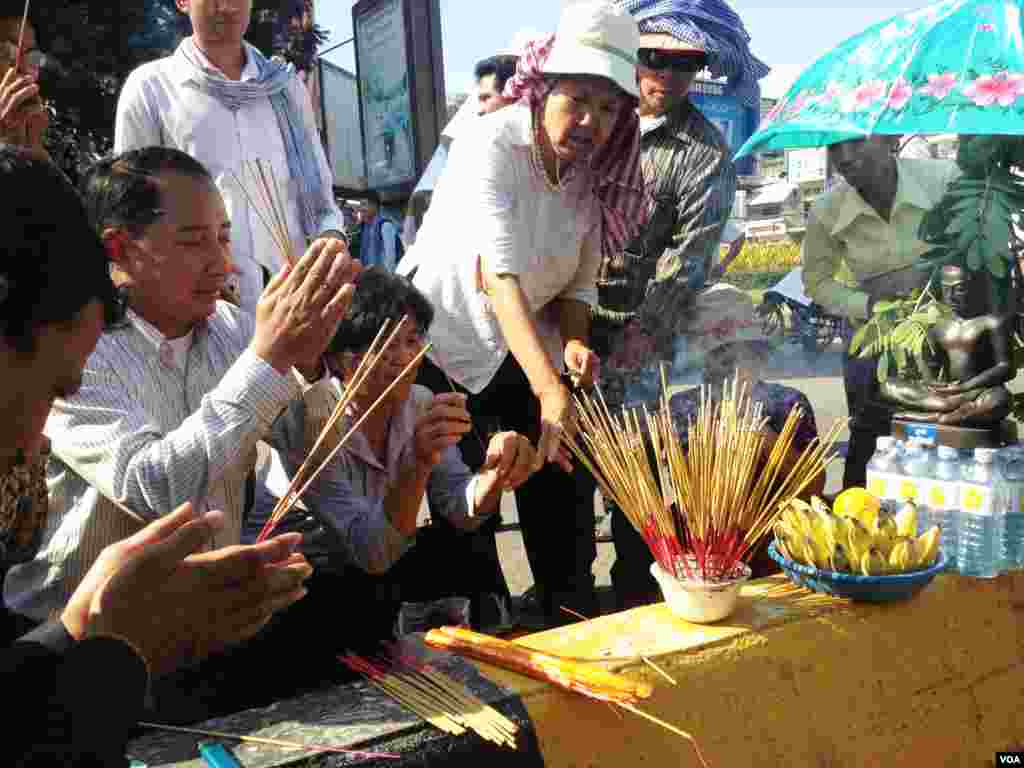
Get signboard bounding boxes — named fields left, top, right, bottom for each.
left=745, top=217, right=787, bottom=240
left=319, top=59, right=366, bottom=188
left=787, top=147, right=828, bottom=184
left=353, top=0, right=415, bottom=189
left=689, top=78, right=760, bottom=176
left=353, top=0, right=446, bottom=200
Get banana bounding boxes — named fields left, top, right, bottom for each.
left=860, top=547, right=888, bottom=576
left=773, top=523, right=794, bottom=562
left=816, top=507, right=840, bottom=543
left=810, top=496, right=831, bottom=519
left=780, top=503, right=810, bottom=538
left=915, top=525, right=941, bottom=568
left=829, top=541, right=853, bottom=573
left=874, top=511, right=898, bottom=540
left=894, top=501, right=919, bottom=538
left=796, top=535, right=820, bottom=568
left=846, top=517, right=873, bottom=565
left=872, top=512, right=898, bottom=558
left=888, top=537, right=918, bottom=573
left=805, top=533, right=831, bottom=570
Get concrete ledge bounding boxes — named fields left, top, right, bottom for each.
left=472, top=572, right=1024, bottom=767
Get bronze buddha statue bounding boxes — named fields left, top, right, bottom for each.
left=879, top=265, right=1013, bottom=427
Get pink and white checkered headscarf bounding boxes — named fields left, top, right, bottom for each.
left=503, top=35, right=651, bottom=260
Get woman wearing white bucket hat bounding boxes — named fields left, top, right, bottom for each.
left=403, top=1, right=648, bottom=626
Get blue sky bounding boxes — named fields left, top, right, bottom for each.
left=316, top=1, right=930, bottom=100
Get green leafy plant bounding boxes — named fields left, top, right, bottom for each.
left=850, top=291, right=953, bottom=382
left=917, top=136, right=1024, bottom=310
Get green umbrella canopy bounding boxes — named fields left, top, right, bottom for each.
left=736, top=0, right=1024, bottom=158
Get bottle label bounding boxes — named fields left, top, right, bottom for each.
left=867, top=471, right=901, bottom=501
left=903, top=424, right=937, bottom=445
left=961, top=482, right=992, bottom=515
left=899, top=478, right=920, bottom=503
left=921, top=479, right=957, bottom=511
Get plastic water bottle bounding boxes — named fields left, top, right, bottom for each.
left=957, top=448, right=1003, bottom=578
left=898, top=441, right=933, bottom=513
left=996, top=446, right=1024, bottom=571
left=922, top=446, right=960, bottom=570
left=866, top=437, right=903, bottom=507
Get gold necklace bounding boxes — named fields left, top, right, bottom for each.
left=531, top=123, right=567, bottom=193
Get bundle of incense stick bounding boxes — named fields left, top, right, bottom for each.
left=230, top=159, right=296, bottom=267
left=138, top=722, right=400, bottom=760
left=426, top=628, right=713, bottom=768
left=340, top=651, right=519, bottom=749
left=256, top=318, right=432, bottom=542
left=566, top=375, right=843, bottom=582
left=424, top=626, right=652, bottom=704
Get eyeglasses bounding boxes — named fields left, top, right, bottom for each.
left=637, top=48, right=706, bottom=73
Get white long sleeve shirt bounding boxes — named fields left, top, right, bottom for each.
left=399, top=105, right=602, bottom=394
left=114, top=38, right=344, bottom=313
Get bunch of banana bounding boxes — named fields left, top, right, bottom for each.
left=774, top=492, right=942, bottom=575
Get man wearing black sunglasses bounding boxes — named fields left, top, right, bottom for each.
left=593, top=5, right=768, bottom=610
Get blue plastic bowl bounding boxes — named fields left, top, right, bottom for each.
left=768, top=541, right=947, bottom=602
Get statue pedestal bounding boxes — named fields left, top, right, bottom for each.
left=891, top=418, right=1018, bottom=451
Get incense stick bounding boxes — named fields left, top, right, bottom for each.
left=616, top=704, right=711, bottom=768
left=14, top=0, right=29, bottom=72
left=230, top=160, right=296, bottom=267
left=137, top=722, right=400, bottom=759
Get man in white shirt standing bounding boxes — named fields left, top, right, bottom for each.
left=115, top=0, right=348, bottom=530
left=114, top=0, right=346, bottom=313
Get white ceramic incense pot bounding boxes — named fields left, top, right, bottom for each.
left=651, top=560, right=751, bottom=624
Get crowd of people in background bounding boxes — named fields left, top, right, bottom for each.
left=0, top=0, right=966, bottom=763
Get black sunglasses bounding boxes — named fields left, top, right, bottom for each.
left=637, top=48, right=706, bottom=73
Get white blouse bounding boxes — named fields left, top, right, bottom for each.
left=400, top=104, right=602, bottom=395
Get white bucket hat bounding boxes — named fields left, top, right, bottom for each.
left=542, top=1, right=641, bottom=98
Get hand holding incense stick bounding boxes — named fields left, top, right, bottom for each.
left=256, top=318, right=404, bottom=541
left=257, top=331, right=433, bottom=542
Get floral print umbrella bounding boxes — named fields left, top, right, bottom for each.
left=735, top=0, right=1024, bottom=158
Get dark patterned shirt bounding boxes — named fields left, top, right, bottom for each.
left=668, top=381, right=820, bottom=453
left=593, top=100, right=737, bottom=344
